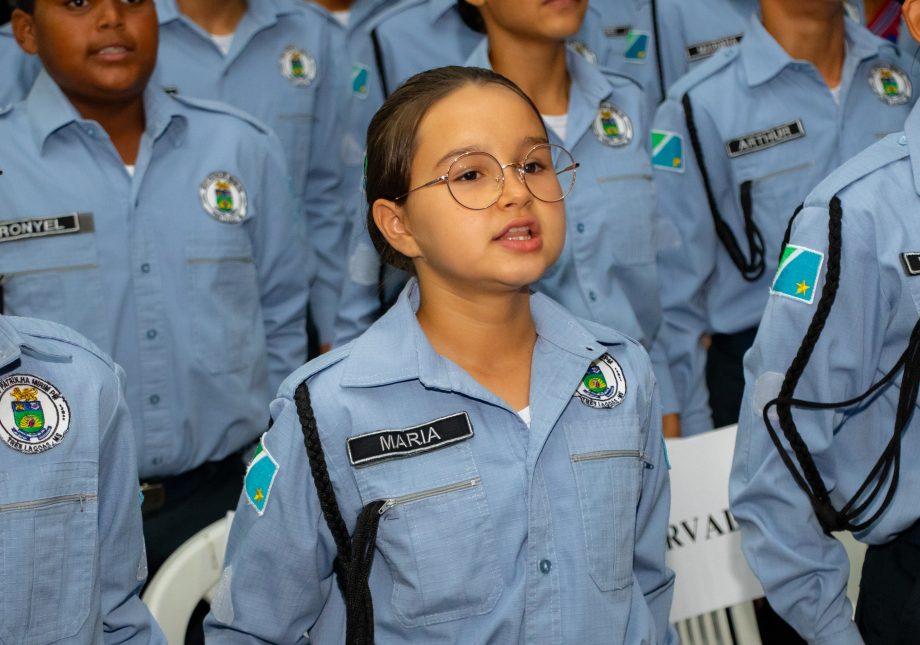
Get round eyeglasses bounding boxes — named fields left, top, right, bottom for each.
left=394, top=143, right=579, bottom=210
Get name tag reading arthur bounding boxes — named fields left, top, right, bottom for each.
left=0, top=213, right=91, bottom=244
left=347, top=412, right=474, bottom=467
left=725, top=120, right=805, bottom=158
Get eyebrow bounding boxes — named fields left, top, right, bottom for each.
left=433, top=136, right=551, bottom=168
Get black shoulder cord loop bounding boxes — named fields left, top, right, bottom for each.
left=649, top=0, right=665, bottom=102
left=294, top=382, right=384, bottom=645
left=369, top=28, right=390, bottom=99
left=681, top=93, right=766, bottom=281
left=762, top=196, right=920, bottom=534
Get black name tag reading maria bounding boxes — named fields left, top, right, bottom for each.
left=347, top=412, right=474, bottom=467
left=686, top=34, right=743, bottom=62
left=725, top=120, right=805, bottom=158
left=0, top=213, right=92, bottom=244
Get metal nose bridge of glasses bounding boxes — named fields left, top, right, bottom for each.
left=394, top=143, right=579, bottom=210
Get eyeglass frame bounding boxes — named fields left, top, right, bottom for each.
left=392, top=143, right=580, bottom=210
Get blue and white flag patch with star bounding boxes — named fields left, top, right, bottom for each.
left=244, top=436, right=278, bottom=515
left=770, top=244, right=824, bottom=304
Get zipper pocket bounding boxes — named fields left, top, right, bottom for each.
left=378, top=478, right=481, bottom=515
left=571, top=450, right=654, bottom=468
left=0, top=492, right=97, bottom=514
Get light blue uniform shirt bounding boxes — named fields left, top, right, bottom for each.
left=652, top=16, right=914, bottom=434
left=730, top=105, right=920, bottom=645
left=0, top=72, right=309, bottom=478
left=335, top=41, right=678, bottom=413
left=154, top=0, right=342, bottom=344
left=205, top=279, right=676, bottom=644
left=0, top=24, right=41, bottom=106
left=0, top=315, right=165, bottom=645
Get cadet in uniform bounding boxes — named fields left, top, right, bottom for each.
left=0, top=314, right=165, bottom=644
left=731, top=4, right=920, bottom=641
left=3, top=0, right=309, bottom=571
left=154, top=0, right=342, bottom=351
left=652, top=0, right=915, bottom=436
left=205, top=66, right=676, bottom=644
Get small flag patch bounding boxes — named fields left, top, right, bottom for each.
left=625, top=31, right=649, bottom=61
left=244, top=435, right=278, bottom=515
left=651, top=130, right=684, bottom=173
left=770, top=244, right=824, bottom=304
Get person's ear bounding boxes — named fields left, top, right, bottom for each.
left=904, top=0, right=920, bottom=44
left=372, top=198, right=422, bottom=262
left=11, top=8, right=39, bottom=56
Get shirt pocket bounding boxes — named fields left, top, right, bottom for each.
left=352, top=440, right=503, bottom=627
left=0, top=222, right=108, bottom=350
left=592, top=166, right=657, bottom=267
left=740, top=161, right=816, bottom=255
left=564, top=415, right=647, bottom=591
left=0, top=462, right=98, bottom=645
left=185, top=236, right=265, bottom=375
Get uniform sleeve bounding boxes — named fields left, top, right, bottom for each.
left=632, top=365, right=678, bottom=643
left=304, top=22, right=350, bottom=346
left=648, top=338, right=679, bottom=416
left=98, top=364, right=166, bottom=644
left=333, top=201, right=382, bottom=346
left=729, top=201, right=881, bottom=645
left=652, top=96, right=717, bottom=435
left=250, top=134, right=310, bottom=393
left=203, top=396, right=338, bottom=643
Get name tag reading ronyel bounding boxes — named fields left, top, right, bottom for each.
left=347, top=412, right=474, bottom=467
left=0, top=213, right=91, bottom=243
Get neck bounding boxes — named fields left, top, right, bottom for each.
left=761, top=0, right=846, bottom=88
left=415, top=276, right=537, bottom=404
left=177, top=0, right=247, bottom=34
left=487, top=33, right=570, bottom=116
left=313, top=0, right=353, bottom=10
left=69, top=94, right=146, bottom=165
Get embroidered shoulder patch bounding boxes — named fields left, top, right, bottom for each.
left=575, top=353, right=627, bottom=409
left=624, top=30, right=649, bottom=62
left=347, top=412, right=473, bottom=467
left=244, top=436, right=278, bottom=515
left=0, top=374, right=71, bottom=454
left=651, top=130, right=684, bottom=172
left=770, top=244, right=824, bottom=304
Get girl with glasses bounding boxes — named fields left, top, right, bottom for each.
left=205, top=65, right=676, bottom=644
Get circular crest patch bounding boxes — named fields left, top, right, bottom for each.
left=199, top=171, right=248, bottom=223
left=280, top=46, right=316, bottom=87
left=575, top=353, right=627, bottom=409
left=0, top=374, right=70, bottom=454
left=567, top=40, right=597, bottom=65
left=593, top=102, right=633, bottom=147
left=868, top=64, right=911, bottom=105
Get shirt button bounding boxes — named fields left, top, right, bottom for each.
left=589, top=291, right=597, bottom=302
left=900, top=135, right=908, bottom=146
left=141, top=263, right=151, bottom=273
left=149, top=394, right=160, bottom=405
left=576, top=223, right=585, bottom=233
left=152, top=456, right=163, bottom=466
left=539, top=559, right=552, bottom=574
left=146, top=329, right=157, bottom=339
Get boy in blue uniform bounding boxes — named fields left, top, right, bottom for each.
left=731, top=4, right=920, bottom=641
left=154, top=0, right=343, bottom=350
left=652, top=0, right=914, bottom=436
left=0, top=314, right=164, bottom=644
left=205, top=66, right=675, bottom=644
left=3, top=0, right=309, bottom=571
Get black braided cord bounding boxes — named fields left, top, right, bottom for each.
left=681, top=93, right=766, bottom=281
left=650, top=0, right=665, bottom=102
left=762, top=196, right=920, bottom=534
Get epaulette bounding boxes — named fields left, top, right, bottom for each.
left=9, top=315, right=115, bottom=369
left=597, top=65, right=645, bottom=95
left=804, top=133, right=909, bottom=207
left=166, top=93, right=271, bottom=135
left=666, top=45, right=738, bottom=102
left=277, top=343, right=352, bottom=399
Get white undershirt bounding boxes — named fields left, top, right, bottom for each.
left=210, top=32, right=235, bottom=56
left=542, top=113, right=568, bottom=143
left=331, top=10, right=351, bottom=27
left=125, top=165, right=135, bottom=177
left=829, top=84, right=841, bottom=105
left=517, top=406, right=531, bottom=428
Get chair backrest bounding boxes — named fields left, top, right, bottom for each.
left=665, top=425, right=763, bottom=622
left=142, top=512, right=234, bottom=644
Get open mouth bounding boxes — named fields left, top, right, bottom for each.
left=499, top=225, right=533, bottom=242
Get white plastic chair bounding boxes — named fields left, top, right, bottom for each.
left=142, top=512, right=234, bottom=645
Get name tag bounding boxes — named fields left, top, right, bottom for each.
left=347, top=412, right=474, bottom=467
left=0, top=213, right=92, bottom=244
left=901, top=252, right=920, bottom=276
left=725, top=120, right=805, bottom=158
left=604, top=25, right=631, bottom=37
left=686, top=34, right=743, bottom=62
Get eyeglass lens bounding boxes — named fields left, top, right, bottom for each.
left=446, top=144, right=577, bottom=210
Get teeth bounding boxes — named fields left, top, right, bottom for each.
left=98, top=46, right=127, bottom=54
left=502, top=226, right=532, bottom=241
